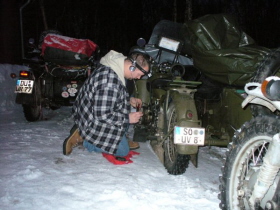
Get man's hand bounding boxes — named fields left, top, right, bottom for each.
left=129, top=112, right=143, bottom=124
left=130, top=97, right=142, bottom=109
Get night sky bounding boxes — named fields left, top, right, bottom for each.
left=1, top=0, right=280, bottom=64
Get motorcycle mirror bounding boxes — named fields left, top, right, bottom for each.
left=137, top=38, right=146, bottom=47
left=10, top=73, right=17, bottom=78
left=29, top=38, right=35, bottom=45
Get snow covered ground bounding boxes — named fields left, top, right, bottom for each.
left=0, top=64, right=226, bottom=210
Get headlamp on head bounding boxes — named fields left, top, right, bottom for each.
left=135, top=62, right=152, bottom=78
left=128, top=56, right=151, bottom=78
left=129, top=38, right=152, bottom=78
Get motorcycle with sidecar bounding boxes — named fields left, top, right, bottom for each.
left=11, top=31, right=99, bottom=122
left=131, top=14, right=280, bottom=175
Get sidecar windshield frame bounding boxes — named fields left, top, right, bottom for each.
left=144, top=20, right=193, bottom=66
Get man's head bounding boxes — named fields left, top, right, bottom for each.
left=124, top=53, right=151, bottom=80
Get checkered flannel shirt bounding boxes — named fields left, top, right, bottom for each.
left=72, top=64, right=130, bottom=154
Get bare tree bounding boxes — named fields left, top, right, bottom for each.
left=185, top=0, right=192, bottom=21
left=0, top=0, right=21, bottom=63
left=173, top=0, right=177, bottom=22
left=39, top=0, right=48, bottom=30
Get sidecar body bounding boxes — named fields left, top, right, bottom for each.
left=133, top=14, right=275, bottom=174
left=185, top=13, right=271, bottom=86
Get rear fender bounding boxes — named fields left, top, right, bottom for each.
left=168, top=90, right=201, bottom=155
left=15, top=79, right=41, bottom=105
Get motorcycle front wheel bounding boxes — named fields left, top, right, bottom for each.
left=219, top=116, right=280, bottom=210
left=164, top=102, right=190, bottom=175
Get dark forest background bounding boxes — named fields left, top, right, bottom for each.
left=1, top=0, right=280, bottom=64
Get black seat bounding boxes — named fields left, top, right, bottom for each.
left=148, top=78, right=172, bottom=91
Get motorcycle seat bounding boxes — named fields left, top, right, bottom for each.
left=148, top=78, right=172, bottom=90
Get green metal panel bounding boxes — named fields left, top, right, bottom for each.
left=222, top=88, right=252, bottom=137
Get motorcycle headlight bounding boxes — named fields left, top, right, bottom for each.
left=171, top=64, right=185, bottom=78
left=261, top=76, right=280, bottom=101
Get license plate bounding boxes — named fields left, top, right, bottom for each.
left=15, top=80, right=34, bottom=94
left=174, top=126, right=205, bottom=145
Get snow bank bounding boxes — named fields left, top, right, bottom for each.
left=0, top=63, right=225, bottom=210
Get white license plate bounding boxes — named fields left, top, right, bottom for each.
left=174, top=126, right=205, bottom=145
left=15, top=80, right=34, bottom=94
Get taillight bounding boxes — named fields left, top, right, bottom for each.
left=186, top=110, right=193, bottom=119
left=19, top=70, right=30, bottom=78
